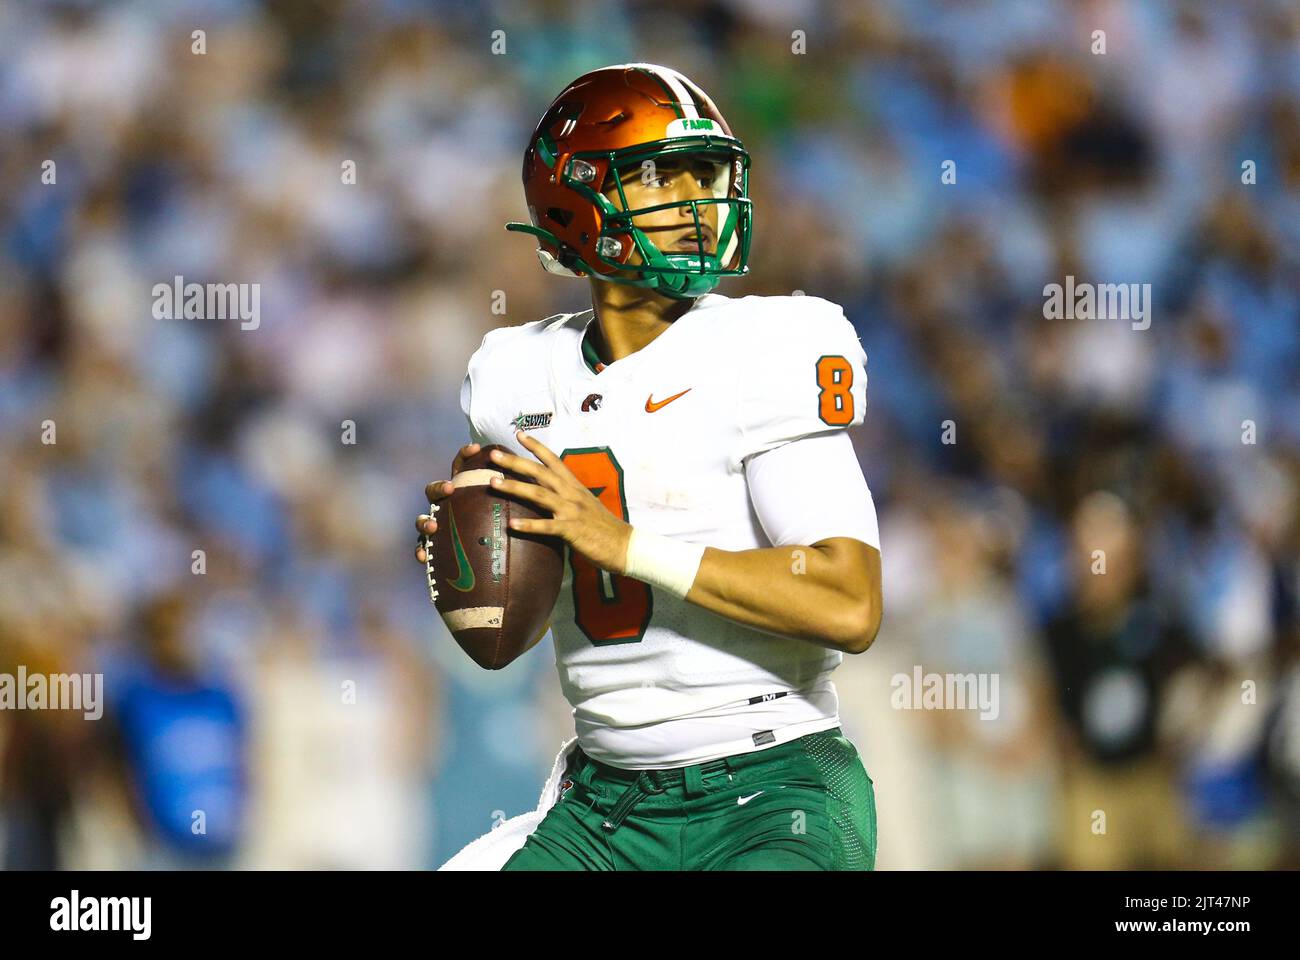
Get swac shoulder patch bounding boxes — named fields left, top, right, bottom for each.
left=510, top=410, right=554, bottom=432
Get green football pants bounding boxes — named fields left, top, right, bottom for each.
left=502, top=727, right=876, bottom=871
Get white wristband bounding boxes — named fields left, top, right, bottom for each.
left=623, top=529, right=705, bottom=599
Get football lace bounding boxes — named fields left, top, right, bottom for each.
left=423, top=501, right=440, bottom=604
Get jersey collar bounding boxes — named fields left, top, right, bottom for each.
left=577, top=294, right=725, bottom=378
left=580, top=322, right=607, bottom=374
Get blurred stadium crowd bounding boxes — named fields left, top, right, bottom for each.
left=1, top=0, right=1298, bottom=869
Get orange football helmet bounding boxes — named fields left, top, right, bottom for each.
left=506, top=63, right=752, bottom=299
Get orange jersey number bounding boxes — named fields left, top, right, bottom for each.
left=816, top=355, right=854, bottom=426
left=559, top=447, right=652, bottom=645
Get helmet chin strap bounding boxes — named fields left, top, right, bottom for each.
left=601, top=222, right=724, bottom=298
left=653, top=263, right=722, bottom=299
left=591, top=254, right=722, bottom=299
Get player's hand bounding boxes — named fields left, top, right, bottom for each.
left=414, top=442, right=481, bottom=562
left=488, top=430, right=633, bottom=575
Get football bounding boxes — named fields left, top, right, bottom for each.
left=425, top=444, right=564, bottom=669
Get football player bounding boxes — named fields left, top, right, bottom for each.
left=417, top=63, right=882, bottom=870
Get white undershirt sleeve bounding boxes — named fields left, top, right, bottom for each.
left=744, top=430, right=880, bottom=551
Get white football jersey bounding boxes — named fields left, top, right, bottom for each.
left=459, top=292, right=870, bottom=768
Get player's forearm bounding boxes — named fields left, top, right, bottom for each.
left=684, top=540, right=881, bottom=654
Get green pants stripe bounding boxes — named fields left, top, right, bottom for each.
left=502, top=727, right=876, bottom=871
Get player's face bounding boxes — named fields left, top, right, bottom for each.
left=602, top=153, right=728, bottom=258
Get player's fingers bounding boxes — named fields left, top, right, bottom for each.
left=415, top=542, right=428, bottom=562
left=487, top=447, right=556, bottom=489
left=493, top=442, right=574, bottom=493
left=514, top=430, right=563, bottom=469
left=451, top=442, right=481, bottom=475
left=507, top=516, right=557, bottom=536
left=490, top=475, right=558, bottom=511
left=424, top=479, right=454, bottom=502
left=517, top=431, right=583, bottom=490
left=414, top=514, right=437, bottom=535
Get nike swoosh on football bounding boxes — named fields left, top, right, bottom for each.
left=645, top=388, right=692, bottom=413
left=446, top=508, right=476, bottom=592
left=737, top=791, right=764, bottom=805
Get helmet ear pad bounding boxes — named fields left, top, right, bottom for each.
left=520, top=149, right=635, bottom=278
left=525, top=154, right=646, bottom=278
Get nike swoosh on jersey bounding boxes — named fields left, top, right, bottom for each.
left=645, top=388, right=692, bottom=413
left=446, top=508, right=476, bottom=592
left=737, top=790, right=764, bottom=805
